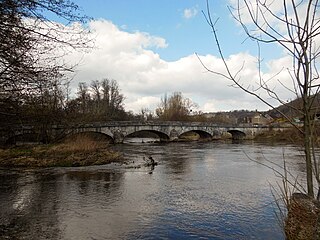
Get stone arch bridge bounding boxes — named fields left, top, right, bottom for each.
left=1, top=121, right=286, bottom=145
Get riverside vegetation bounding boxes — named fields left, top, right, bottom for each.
left=0, top=135, right=123, bottom=168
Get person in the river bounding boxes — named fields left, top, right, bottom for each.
left=148, top=156, right=158, bottom=166
left=143, top=156, right=158, bottom=167
left=148, top=156, right=154, bottom=165
left=147, top=156, right=157, bottom=174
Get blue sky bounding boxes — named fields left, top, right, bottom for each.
left=53, top=0, right=293, bottom=113
left=74, top=0, right=254, bottom=61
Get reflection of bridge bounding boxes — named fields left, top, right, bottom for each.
left=1, top=121, right=288, bottom=144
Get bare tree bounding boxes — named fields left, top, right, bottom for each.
left=201, top=0, right=320, bottom=198
left=76, top=82, right=90, bottom=114
left=0, top=0, right=90, bottom=126
left=139, top=107, right=154, bottom=121
left=90, top=80, right=101, bottom=114
left=112, top=80, right=125, bottom=108
left=101, top=78, right=110, bottom=113
left=156, top=92, right=198, bottom=121
left=91, top=80, right=101, bottom=102
left=101, top=78, right=125, bottom=119
left=67, top=78, right=126, bottom=122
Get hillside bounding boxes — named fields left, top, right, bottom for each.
left=266, top=93, right=320, bottom=119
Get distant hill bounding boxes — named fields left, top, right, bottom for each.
left=200, top=93, right=320, bottom=124
left=266, top=93, right=320, bottom=119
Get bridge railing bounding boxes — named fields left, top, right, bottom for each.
left=0, top=121, right=293, bottom=132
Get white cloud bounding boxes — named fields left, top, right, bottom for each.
left=65, top=19, right=296, bottom=114
left=227, top=0, right=320, bottom=47
left=228, top=0, right=283, bottom=25
left=125, top=96, right=160, bottom=113
left=183, top=7, right=198, bottom=19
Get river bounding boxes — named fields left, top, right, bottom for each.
left=0, top=140, right=307, bottom=239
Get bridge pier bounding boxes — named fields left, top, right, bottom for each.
left=169, top=129, right=179, bottom=142
left=113, top=130, right=125, bottom=144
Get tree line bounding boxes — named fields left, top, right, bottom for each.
left=70, top=84, right=202, bottom=123
left=68, top=79, right=127, bottom=122
left=0, top=0, right=241, bottom=130
left=0, top=0, right=205, bottom=131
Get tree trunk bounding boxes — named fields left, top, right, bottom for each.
left=304, top=98, right=314, bottom=198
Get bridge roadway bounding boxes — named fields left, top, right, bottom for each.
left=0, top=121, right=287, bottom=144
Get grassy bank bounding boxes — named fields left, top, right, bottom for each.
left=254, top=128, right=303, bottom=143
left=0, top=136, right=123, bottom=168
left=254, top=126, right=320, bottom=145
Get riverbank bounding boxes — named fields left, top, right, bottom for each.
left=254, top=126, right=320, bottom=145
left=0, top=137, right=123, bottom=168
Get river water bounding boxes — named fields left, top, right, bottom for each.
left=0, top=140, right=307, bottom=239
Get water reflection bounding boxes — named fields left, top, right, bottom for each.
left=0, top=142, right=307, bottom=239
left=0, top=169, right=125, bottom=239
left=0, top=171, right=61, bottom=239
left=113, top=141, right=287, bottom=239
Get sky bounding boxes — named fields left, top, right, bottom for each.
left=55, top=0, right=296, bottom=114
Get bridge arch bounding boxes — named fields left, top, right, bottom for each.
left=227, top=130, right=246, bottom=140
left=179, top=130, right=212, bottom=141
left=211, top=130, right=221, bottom=139
left=124, top=130, right=170, bottom=142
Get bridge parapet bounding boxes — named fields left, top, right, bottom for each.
left=0, top=121, right=290, bottom=145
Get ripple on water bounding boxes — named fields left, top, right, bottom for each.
left=0, top=142, right=297, bottom=239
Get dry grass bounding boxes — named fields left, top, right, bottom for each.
left=285, top=193, right=320, bottom=240
left=255, top=125, right=320, bottom=146
left=254, top=128, right=303, bottom=143
left=51, top=135, right=108, bottom=153
left=0, top=136, right=123, bottom=168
